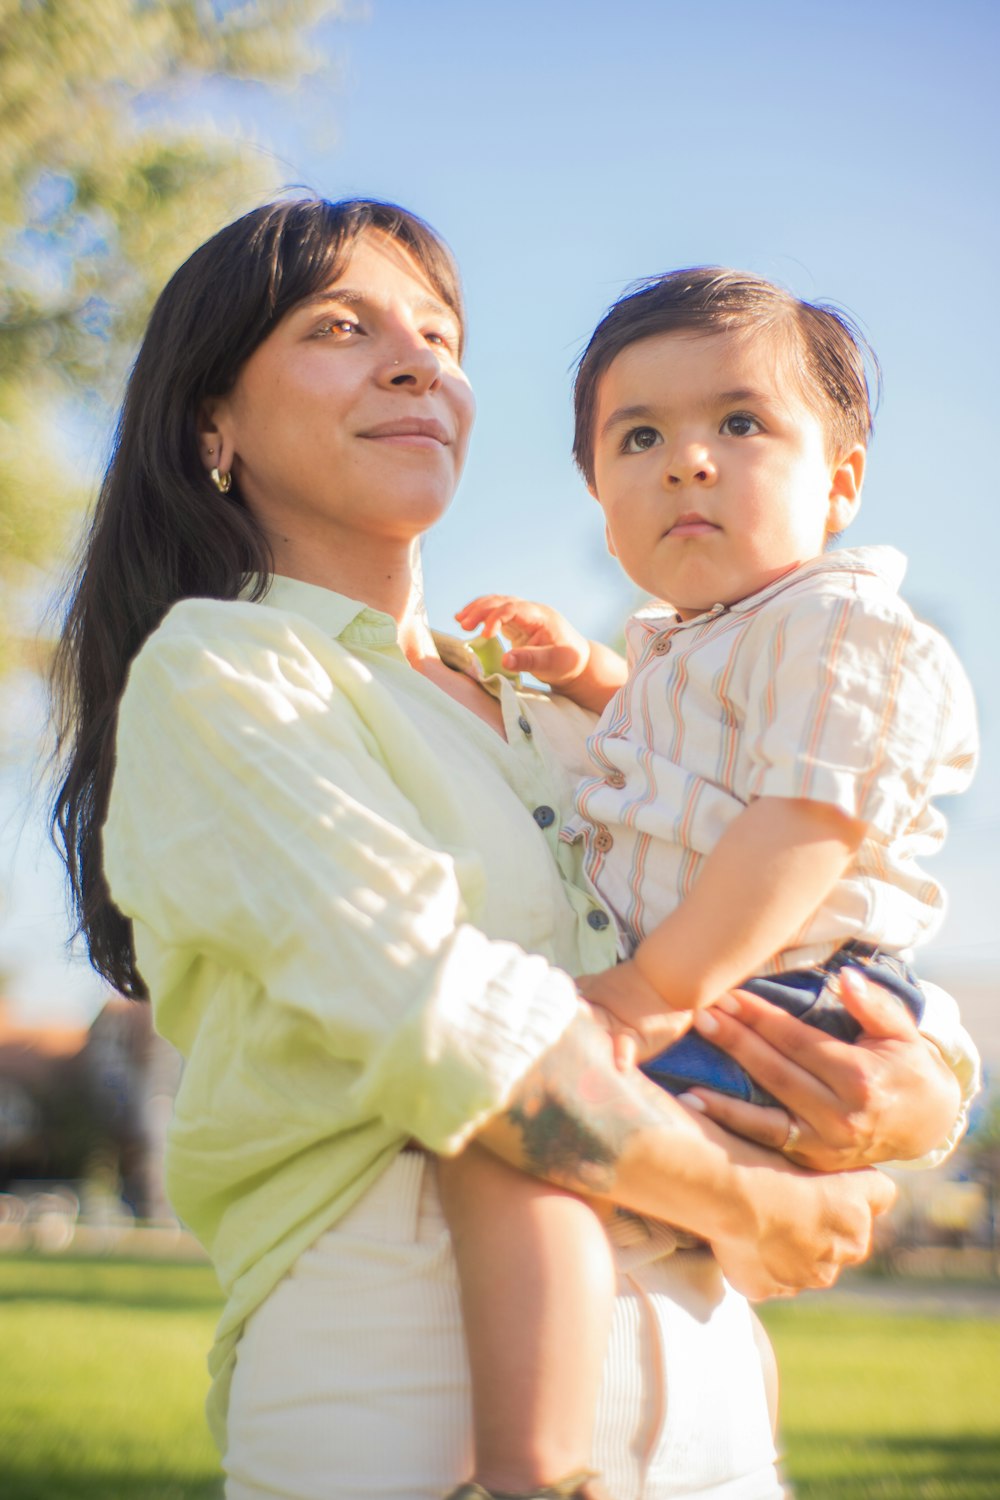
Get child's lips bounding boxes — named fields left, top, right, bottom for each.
left=667, top=513, right=720, bottom=538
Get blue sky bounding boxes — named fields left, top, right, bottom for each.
left=3, top=0, right=998, bottom=1021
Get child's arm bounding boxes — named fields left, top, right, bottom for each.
left=578, top=795, right=868, bottom=1059
left=455, top=594, right=627, bottom=714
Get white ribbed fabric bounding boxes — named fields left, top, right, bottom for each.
left=224, top=1154, right=781, bottom=1500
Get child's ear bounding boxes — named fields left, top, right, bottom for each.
left=589, top=480, right=619, bottom=557
left=827, top=444, right=866, bottom=535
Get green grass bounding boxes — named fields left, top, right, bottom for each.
left=0, top=1254, right=997, bottom=1498
left=0, top=1255, right=224, bottom=1500
left=760, top=1302, right=1000, bottom=1498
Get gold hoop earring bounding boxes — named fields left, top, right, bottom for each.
left=210, top=467, right=232, bottom=494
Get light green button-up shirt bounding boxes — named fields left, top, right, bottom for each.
left=103, top=575, right=617, bottom=1445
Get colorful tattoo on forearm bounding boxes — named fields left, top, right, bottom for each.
left=502, top=1014, right=667, bottom=1194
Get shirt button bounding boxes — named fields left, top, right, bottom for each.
left=517, top=714, right=533, bottom=737
left=652, top=634, right=672, bottom=655
left=593, top=825, right=614, bottom=852
left=606, top=769, right=626, bottom=788
left=587, top=908, right=610, bottom=931
left=532, top=805, right=556, bottom=829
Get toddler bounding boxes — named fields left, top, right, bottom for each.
left=443, top=269, right=977, bottom=1500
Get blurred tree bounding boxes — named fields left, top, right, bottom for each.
left=0, top=0, right=343, bottom=661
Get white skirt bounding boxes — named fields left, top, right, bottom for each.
left=224, top=1152, right=781, bottom=1500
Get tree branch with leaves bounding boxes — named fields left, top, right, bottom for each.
left=0, top=0, right=344, bottom=661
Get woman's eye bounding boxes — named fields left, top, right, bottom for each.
left=721, top=412, right=761, bottom=437
left=313, top=319, right=359, bottom=339
left=425, top=328, right=459, bottom=355
left=622, top=426, right=661, bottom=454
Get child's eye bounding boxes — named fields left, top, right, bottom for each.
left=622, top=426, right=662, bottom=454
left=721, top=412, right=761, bottom=437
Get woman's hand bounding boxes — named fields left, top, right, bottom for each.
left=681, top=967, right=962, bottom=1171
left=478, top=1009, right=895, bottom=1300
left=708, top=1156, right=896, bottom=1302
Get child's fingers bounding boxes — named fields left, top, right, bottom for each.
left=454, top=595, right=545, bottom=638
left=502, top=642, right=585, bottom=681
left=453, top=596, right=507, bottom=637
left=614, top=1038, right=638, bottom=1074
left=580, top=1000, right=640, bottom=1071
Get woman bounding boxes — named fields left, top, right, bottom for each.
left=52, top=198, right=976, bottom=1500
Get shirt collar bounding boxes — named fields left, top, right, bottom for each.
left=249, top=574, right=399, bottom=646
left=246, top=574, right=506, bottom=688
left=634, top=545, right=908, bottom=630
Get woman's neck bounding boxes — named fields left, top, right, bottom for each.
left=269, top=532, right=438, bottom=667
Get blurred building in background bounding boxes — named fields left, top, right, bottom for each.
left=0, top=995, right=181, bottom=1230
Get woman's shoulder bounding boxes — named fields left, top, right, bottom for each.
left=124, top=593, right=343, bottom=711
left=148, top=593, right=284, bottom=648
left=136, top=591, right=345, bottom=668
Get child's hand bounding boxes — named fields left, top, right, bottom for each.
left=576, top=960, right=694, bottom=1066
left=582, top=1000, right=646, bottom=1071
left=455, top=595, right=592, bottom=690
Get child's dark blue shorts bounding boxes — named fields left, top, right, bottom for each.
left=640, top=942, right=924, bottom=1106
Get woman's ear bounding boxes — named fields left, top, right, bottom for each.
left=827, top=444, right=866, bottom=536
left=196, top=400, right=233, bottom=477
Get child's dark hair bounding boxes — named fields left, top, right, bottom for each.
left=51, top=196, right=464, bottom=1000
left=573, top=267, right=878, bottom=486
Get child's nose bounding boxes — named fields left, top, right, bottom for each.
left=665, top=442, right=718, bottom=487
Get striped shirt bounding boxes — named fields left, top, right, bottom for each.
left=565, top=546, right=978, bottom=972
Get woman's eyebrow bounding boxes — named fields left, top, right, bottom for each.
left=299, top=288, right=455, bottom=321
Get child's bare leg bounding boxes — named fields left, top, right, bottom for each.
left=437, top=1143, right=616, bottom=1495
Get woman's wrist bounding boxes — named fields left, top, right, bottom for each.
left=613, top=1077, right=778, bottom=1243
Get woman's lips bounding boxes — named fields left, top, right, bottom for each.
left=359, top=417, right=450, bottom=447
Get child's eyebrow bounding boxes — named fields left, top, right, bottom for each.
left=600, top=389, right=778, bottom=441
left=716, top=388, right=771, bottom=406
left=599, top=403, right=659, bottom=439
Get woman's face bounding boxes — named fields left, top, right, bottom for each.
left=200, top=232, right=474, bottom=560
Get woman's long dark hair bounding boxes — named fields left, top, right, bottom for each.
left=50, top=197, right=465, bottom=999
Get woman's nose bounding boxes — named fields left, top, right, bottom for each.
left=665, top=443, right=717, bottom=487
left=378, top=331, right=443, bottom=393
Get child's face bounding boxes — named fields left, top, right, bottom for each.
left=589, top=330, right=864, bottom=617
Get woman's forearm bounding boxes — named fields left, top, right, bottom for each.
left=473, top=1011, right=894, bottom=1298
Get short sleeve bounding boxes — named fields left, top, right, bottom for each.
left=103, top=602, right=580, bottom=1156
left=742, top=587, right=978, bottom=840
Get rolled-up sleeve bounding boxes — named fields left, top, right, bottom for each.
left=104, top=603, right=580, bottom=1157
left=902, top=979, right=983, bottom=1168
